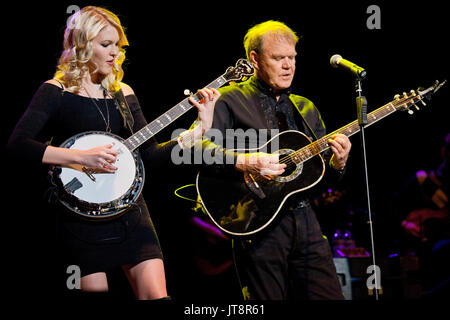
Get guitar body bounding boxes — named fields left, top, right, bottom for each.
left=52, top=131, right=145, bottom=219
left=196, top=130, right=325, bottom=237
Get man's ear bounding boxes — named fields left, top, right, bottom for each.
left=249, top=50, right=260, bottom=71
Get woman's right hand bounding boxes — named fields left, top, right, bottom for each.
left=43, top=144, right=118, bottom=173
left=77, top=143, right=118, bottom=173
left=235, top=152, right=286, bottom=179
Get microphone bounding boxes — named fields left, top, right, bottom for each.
left=330, top=54, right=367, bottom=79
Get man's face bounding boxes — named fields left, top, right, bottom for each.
left=251, top=33, right=297, bottom=93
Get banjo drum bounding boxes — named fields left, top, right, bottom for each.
left=53, top=131, right=144, bottom=219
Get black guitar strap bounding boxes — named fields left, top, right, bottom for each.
left=288, top=95, right=319, bottom=141
left=113, top=88, right=135, bottom=133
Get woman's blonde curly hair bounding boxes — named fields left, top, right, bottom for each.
left=54, top=6, right=129, bottom=93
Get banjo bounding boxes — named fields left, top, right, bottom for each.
left=52, top=59, right=255, bottom=220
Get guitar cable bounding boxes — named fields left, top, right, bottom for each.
left=173, top=184, right=204, bottom=208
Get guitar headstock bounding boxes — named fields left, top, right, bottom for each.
left=392, top=80, right=446, bottom=114
left=223, top=59, right=255, bottom=82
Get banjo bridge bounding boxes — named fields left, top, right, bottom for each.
left=82, top=166, right=96, bottom=182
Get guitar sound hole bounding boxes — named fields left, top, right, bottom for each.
left=279, top=154, right=297, bottom=177
left=274, top=149, right=303, bottom=183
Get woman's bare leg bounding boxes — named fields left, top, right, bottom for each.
left=80, top=272, right=108, bottom=292
left=122, top=258, right=167, bottom=300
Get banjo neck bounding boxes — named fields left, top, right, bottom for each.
left=120, top=59, right=255, bottom=152
left=122, top=76, right=227, bottom=152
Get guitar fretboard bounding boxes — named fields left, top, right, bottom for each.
left=289, top=100, right=403, bottom=164
left=123, top=76, right=228, bottom=151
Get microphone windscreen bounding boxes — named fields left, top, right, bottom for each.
left=330, top=54, right=342, bottom=68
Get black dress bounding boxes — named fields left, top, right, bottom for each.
left=7, top=82, right=177, bottom=277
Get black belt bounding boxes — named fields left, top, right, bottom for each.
left=285, top=198, right=311, bottom=212
left=295, top=199, right=310, bottom=210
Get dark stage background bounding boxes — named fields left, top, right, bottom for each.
left=3, top=1, right=448, bottom=302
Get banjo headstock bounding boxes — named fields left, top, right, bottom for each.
left=222, top=59, right=255, bottom=82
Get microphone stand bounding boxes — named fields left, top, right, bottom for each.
left=355, top=76, right=379, bottom=300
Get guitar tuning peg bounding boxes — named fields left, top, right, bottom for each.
left=184, top=89, right=193, bottom=96
left=410, top=90, right=416, bottom=96
left=419, top=98, right=427, bottom=106
left=408, top=108, right=414, bottom=115
left=394, top=94, right=400, bottom=100
left=403, top=92, right=408, bottom=98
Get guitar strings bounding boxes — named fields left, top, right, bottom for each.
left=245, top=97, right=410, bottom=181
left=275, top=100, right=401, bottom=168
left=278, top=99, right=403, bottom=165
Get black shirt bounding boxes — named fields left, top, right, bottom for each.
left=196, top=75, right=344, bottom=193
left=200, top=76, right=328, bottom=161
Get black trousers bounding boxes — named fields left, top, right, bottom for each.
left=233, top=202, right=344, bottom=300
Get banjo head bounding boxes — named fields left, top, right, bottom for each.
left=55, top=131, right=144, bottom=219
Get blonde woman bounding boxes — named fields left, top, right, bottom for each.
left=7, top=6, right=218, bottom=299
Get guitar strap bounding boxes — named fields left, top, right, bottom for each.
left=288, top=95, right=319, bottom=141
left=113, top=88, right=135, bottom=133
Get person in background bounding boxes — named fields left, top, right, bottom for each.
left=396, top=133, right=449, bottom=297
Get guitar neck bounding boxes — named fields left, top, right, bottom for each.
left=291, top=101, right=399, bottom=163
left=124, top=76, right=228, bottom=151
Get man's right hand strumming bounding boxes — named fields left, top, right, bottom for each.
left=235, top=152, right=286, bottom=179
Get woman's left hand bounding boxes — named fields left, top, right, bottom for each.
left=189, top=88, right=221, bottom=133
